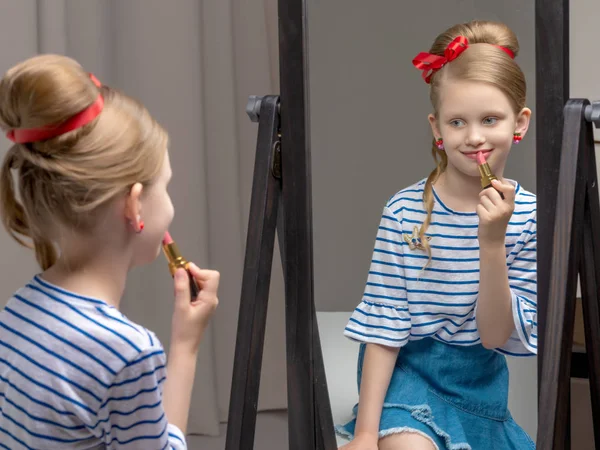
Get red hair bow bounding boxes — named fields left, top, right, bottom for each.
left=412, top=36, right=515, bottom=84
left=412, top=36, right=468, bottom=84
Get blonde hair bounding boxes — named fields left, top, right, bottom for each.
left=0, top=54, right=168, bottom=270
left=420, top=20, right=526, bottom=267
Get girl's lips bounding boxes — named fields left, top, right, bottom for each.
left=464, top=150, right=493, bottom=161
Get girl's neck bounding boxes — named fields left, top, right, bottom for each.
left=433, top=167, right=485, bottom=213
left=41, top=244, right=131, bottom=309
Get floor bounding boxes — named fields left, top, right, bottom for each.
left=186, top=411, right=289, bottom=450
left=571, top=378, right=596, bottom=450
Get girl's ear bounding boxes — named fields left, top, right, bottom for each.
left=428, top=113, right=441, bottom=140
left=514, top=107, right=532, bottom=137
left=123, top=182, right=143, bottom=227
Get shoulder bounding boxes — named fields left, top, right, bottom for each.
left=111, top=337, right=167, bottom=383
left=0, top=279, right=167, bottom=406
left=514, top=182, right=536, bottom=203
left=93, top=304, right=160, bottom=350
left=84, top=305, right=165, bottom=373
left=100, top=338, right=168, bottom=415
left=9, top=276, right=163, bottom=370
left=85, top=313, right=166, bottom=389
left=512, top=181, right=537, bottom=221
left=385, top=178, right=427, bottom=214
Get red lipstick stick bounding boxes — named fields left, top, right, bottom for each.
left=476, top=152, right=504, bottom=200
left=162, top=231, right=200, bottom=300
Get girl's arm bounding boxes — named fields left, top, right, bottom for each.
left=476, top=180, right=516, bottom=348
left=476, top=180, right=538, bottom=351
left=163, top=265, right=219, bottom=433
left=162, top=343, right=199, bottom=434
left=342, top=203, right=411, bottom=447
left=477, top=243, right=514, bottom=348
left=353, top=343, right=400, bottom=440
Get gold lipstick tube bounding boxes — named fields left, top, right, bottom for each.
left=478, top=163, right=504, bottom=199
left=162, top=241, right=200, bottom=299
left=478, top=162, right=498, bottom=190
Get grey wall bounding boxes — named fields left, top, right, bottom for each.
left=570, top=2, right=600, bottom=447
left=571, top=0, right=600, bottom=158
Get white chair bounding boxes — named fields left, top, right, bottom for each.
left=316, top=312, right=358, bottom=446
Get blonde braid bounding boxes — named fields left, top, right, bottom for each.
left=420, top=138, right=448, bottom=270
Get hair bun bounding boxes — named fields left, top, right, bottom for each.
left=459, top=20, right=519, bottom=58
left=0, top=54, right=99, bottom=135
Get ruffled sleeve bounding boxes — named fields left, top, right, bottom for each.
left=496, top=219, right=537, bottom=357
left=343, top=206, right=412, bottom=347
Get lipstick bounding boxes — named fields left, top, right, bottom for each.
left=476, top=151, right=504, bottom=199
left=161, top=231, right=200, bottom=300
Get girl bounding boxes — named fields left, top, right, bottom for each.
left=336, top=21, right=537, bottom=450
left=0, top=54, right=219, bottom=449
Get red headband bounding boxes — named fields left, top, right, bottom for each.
left=412, top=36, right=515, bottom=84
left=5, top=73, right=104, bottom=144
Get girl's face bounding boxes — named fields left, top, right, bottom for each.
left=132, top=150, right=175, bottom=266
left=428, top=79, right=531, bottom=180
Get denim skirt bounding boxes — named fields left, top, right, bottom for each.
left=335, top=338, right=536, bottom=450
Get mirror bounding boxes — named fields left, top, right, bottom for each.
left=308, top=2, right=538, bottom=447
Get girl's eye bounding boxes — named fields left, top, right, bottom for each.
left=483, top=117, right=498, bottom=125
left=450, top=119, right=465, bottom=127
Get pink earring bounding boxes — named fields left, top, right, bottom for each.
left=130, top=215, right=144, bottom=233
left=513, top=132, right=522, bottom=144
left=435, top=138, right=444, bottom=150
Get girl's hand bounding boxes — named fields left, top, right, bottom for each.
left=170, top=263, right=220, bottom=353
left=477, top=179, right=515, bottom=247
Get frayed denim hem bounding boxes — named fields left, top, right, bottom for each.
left=334, top=423, right=439, bottom=449
left=335, top=403, right=472, bottom=450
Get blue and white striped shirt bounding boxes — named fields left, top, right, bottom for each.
left=344, top=178, right=537, bottom=357
left=0, top=275, right=187, bottom=449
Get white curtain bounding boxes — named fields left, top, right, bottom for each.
left=0, top=0, right=286, bottom=437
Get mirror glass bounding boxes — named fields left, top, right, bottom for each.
left=308, top=2, right=538, bottom=447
